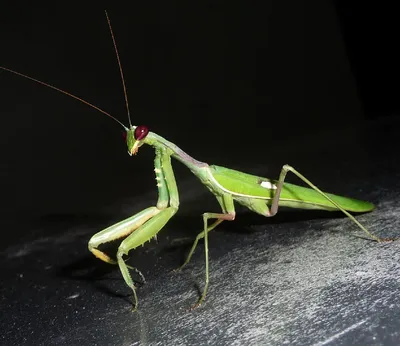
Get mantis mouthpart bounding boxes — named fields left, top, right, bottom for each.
left=1, top=11, right=394, bottom=312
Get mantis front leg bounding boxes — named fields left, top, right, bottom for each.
left=88, top=147, right=179, bottom=310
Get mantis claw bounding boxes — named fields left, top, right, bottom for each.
left=127, top=265, right=146, bottom=285
left=130, top=285, right=139, bottom=312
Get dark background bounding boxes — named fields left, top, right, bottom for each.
left=1, top=3, right=397, bottom=226
left=1, top=3, right=399, bottom=345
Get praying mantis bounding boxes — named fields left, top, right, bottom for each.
left=1, top=12, right=391, bottom=312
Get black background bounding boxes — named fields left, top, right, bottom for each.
left=1, top=3, right=397, bottom=225
left=1, top=3, right=399, bottom=345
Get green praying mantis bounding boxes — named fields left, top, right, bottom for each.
left=1, top=12, right=392, bottom=311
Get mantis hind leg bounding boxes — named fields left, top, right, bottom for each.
left=237, top=164, right=387, bottom=242
left=271, top=164, right=384, bottom=241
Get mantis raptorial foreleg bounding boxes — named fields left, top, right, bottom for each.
left=88, top=147, right=179, bottom=310
left=88, top=207, right=161, bottom=266
left=88, top=148, right=171, bottom=263
left=117, top=206, right=177, bottom=310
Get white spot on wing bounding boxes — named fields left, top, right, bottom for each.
left=260, top=181, right=277, bottom=189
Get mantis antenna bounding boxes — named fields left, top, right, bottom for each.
left=104, top=10, right=132, bottom=128
left=0, top=66, right=127, bottom=129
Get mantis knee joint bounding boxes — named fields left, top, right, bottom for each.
left=88, top=238, right=97, bottom=251
left=283, top=164, right=295, bottom=172
left=117, top=248, right=128, bottom=259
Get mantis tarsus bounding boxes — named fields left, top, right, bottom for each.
left=1, top=11, right=393, bottom=311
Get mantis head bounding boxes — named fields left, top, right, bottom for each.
left=125, top=125, right=150, bottom=156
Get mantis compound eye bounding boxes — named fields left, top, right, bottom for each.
left=134, top=125, right=149, bottom=140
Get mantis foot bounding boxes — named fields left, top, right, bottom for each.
left=174, top=263, right=188, bottom=272
left=189, top=303, right=201, bottom=311
left=377, top=237, right=398, bottom=243
left=188, top=298, right=205, bottom=311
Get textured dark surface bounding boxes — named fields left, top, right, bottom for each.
left=1, top=116, right=400, bottom=346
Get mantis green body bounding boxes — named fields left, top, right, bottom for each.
left=0, top=12, right=386, bottom=311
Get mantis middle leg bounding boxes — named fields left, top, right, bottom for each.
left=178, top=193, right=236, bottom=308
